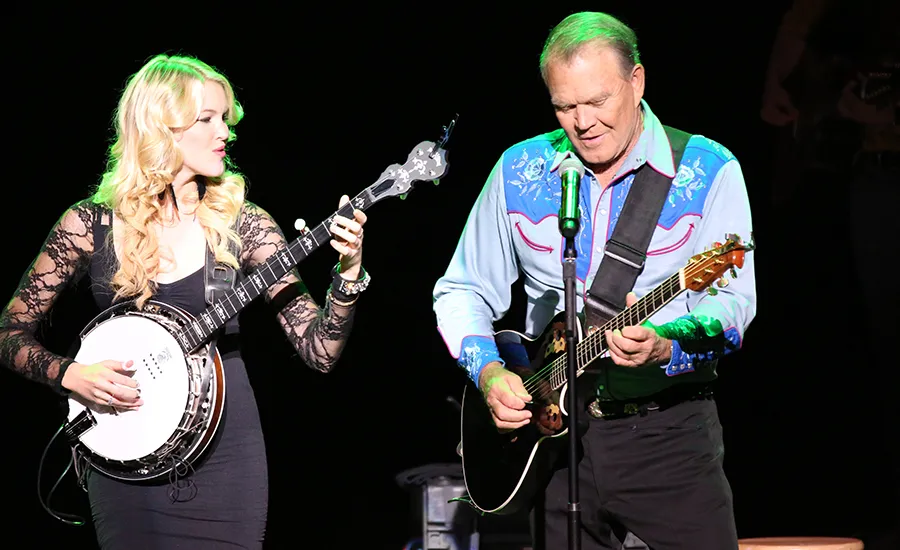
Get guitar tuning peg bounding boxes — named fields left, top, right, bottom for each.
left=400, top=193, right=408, bottom=200
left=433, top=179, right=441, bottom=186
left=730, top=267, right=738, bottom=279
left=716, top=277, right=729, bottom=288
left=706, top=286, right=718, bottom=296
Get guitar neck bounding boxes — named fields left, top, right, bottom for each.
left=547, top=269, right=686, bottom=390
left=174, top=188, right=378, bottom=352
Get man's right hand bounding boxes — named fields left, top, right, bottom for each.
left=62, top=360, right=143, bottom=410
left=478, top=361, right=532, bottom=431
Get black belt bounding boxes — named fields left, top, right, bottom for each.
left=586, top=383, right=714, bottom=419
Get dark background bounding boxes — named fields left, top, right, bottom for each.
left=2, top=3, right=896, bottom=549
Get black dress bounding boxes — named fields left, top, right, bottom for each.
left=0, top=198, right=353, bottom=548
left=85, top=211, right=268, bottom=549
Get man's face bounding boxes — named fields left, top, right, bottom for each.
left=547, top=46, right=644, bottom=172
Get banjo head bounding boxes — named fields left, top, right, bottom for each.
left=70, top=312, right=192, bottom=462
left=64, top=300, right=225, bottom=481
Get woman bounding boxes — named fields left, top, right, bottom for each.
left=0, top=54, right=370, bottom=548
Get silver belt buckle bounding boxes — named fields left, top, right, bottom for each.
left=587, top=399, right=604, bottom=418
left=588, top=399, right=641, bottom=418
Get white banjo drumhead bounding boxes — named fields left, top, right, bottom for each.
left=71, top=314, right=192, bottom=462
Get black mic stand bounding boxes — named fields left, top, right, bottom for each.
left=560, top=219, right=581, bottom=550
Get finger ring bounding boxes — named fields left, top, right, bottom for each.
left=107, top=397, right=114, bottom=406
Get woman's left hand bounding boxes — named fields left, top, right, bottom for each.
left=330, top=194, right=367, bottom=279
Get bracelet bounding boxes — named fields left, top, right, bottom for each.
left=330, top=263, right=371, bottom=296
left=326, top=288, right=359, bottom=307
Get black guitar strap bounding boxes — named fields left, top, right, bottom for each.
left=583, top=125, right=691, bottom=331
left=203, top=204, right=243, bottom=336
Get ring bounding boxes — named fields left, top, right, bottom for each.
left=107, top=397, right=114, bottom=406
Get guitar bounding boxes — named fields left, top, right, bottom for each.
left=457, top=234, right=755, bottom=515
left=64, top=117, right=456, bottom=481
left=778, top=50, right=898, bottom=174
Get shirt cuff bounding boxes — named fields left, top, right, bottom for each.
left=660, top=339, right=696, bottom=377
left=458, top=335, right=504, bottom=385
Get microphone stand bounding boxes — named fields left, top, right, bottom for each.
left=560, top=220, right=581, bottom=550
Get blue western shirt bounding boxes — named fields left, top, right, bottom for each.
left=432, top=100, right=757, bottom=399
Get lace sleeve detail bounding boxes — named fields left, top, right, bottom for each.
left=239, top=202, right=355, bottom=373
left=0, top=201, right=94, bottom=390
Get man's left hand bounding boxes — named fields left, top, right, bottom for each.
left=604, top=292, right=672, bottom=368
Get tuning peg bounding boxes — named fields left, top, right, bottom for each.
left=433, top=179, right=441, bottom=186
left=400, top=193, right=408, bottom=200
left=730, top=267, right=738, bottom=279
left=706, top=287, right=718, bottom=296
left=294, top=219, right=311, bottom=235
left=716, top=277, right=729, bottom=288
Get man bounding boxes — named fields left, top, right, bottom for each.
left=433, top=11, right=756, bottom=550
left=761, top=1, right=899, bottom=547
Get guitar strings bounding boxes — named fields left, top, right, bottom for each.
left=519, top=256, right=727, bottom=400
left=520, top=273, right=680, bottom=399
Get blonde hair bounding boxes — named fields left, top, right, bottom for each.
left=91, top=54, right=246, bottom=309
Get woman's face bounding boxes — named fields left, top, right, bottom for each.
left=173, top=80, right=230, bottom=182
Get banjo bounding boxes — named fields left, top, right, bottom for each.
left=63, top=127, right=453, bottom=482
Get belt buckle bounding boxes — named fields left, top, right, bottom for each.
left=587, top=400, right=640, bottom=418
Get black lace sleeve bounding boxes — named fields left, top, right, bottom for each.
left=238, top=201, right=356, bottom=373
left=0, top=201, right=94, bottom=391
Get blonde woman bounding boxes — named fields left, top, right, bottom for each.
left=0, top=54, right=370, bottom=548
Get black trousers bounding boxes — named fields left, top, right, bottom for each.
left=532, top=397, right=737, bottom=550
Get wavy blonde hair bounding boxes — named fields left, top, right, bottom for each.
left=91, top=54, right=246, bottom=309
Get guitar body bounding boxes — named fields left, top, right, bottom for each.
left=459, top=311, right=598, bottom=515
left=65, top=300, right=225, bottom=482
left=457, top=235, right=757, bottom=516
left=779, top=48, right=897, bottom=176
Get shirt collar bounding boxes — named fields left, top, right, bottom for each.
left=549, top=99, right=677, bottom=180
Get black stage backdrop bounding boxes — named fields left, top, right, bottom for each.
left=3, top=3, right=895, bottom=549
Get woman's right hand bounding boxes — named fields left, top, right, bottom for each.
left=61, top=360, right=142, bottom=410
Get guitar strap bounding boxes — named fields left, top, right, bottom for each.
left=203, top=203, right=243, bottom=337
left=583, top=125, right=691, bottom=331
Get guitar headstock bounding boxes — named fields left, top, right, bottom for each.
left=683, top=233, right=755, bottom=295
left=364, top=115, right=456, bottom=203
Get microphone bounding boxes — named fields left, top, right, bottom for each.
left=558, top=156, right=585, bottom=239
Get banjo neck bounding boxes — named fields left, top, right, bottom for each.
left=177, top=196, right=371, bottom=352
left=176, top=134, right=454, bottom=353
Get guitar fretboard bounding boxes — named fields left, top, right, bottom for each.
left=547, top=270, right=685, bottom=390
left=173, top=190, right=376, bottom=353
